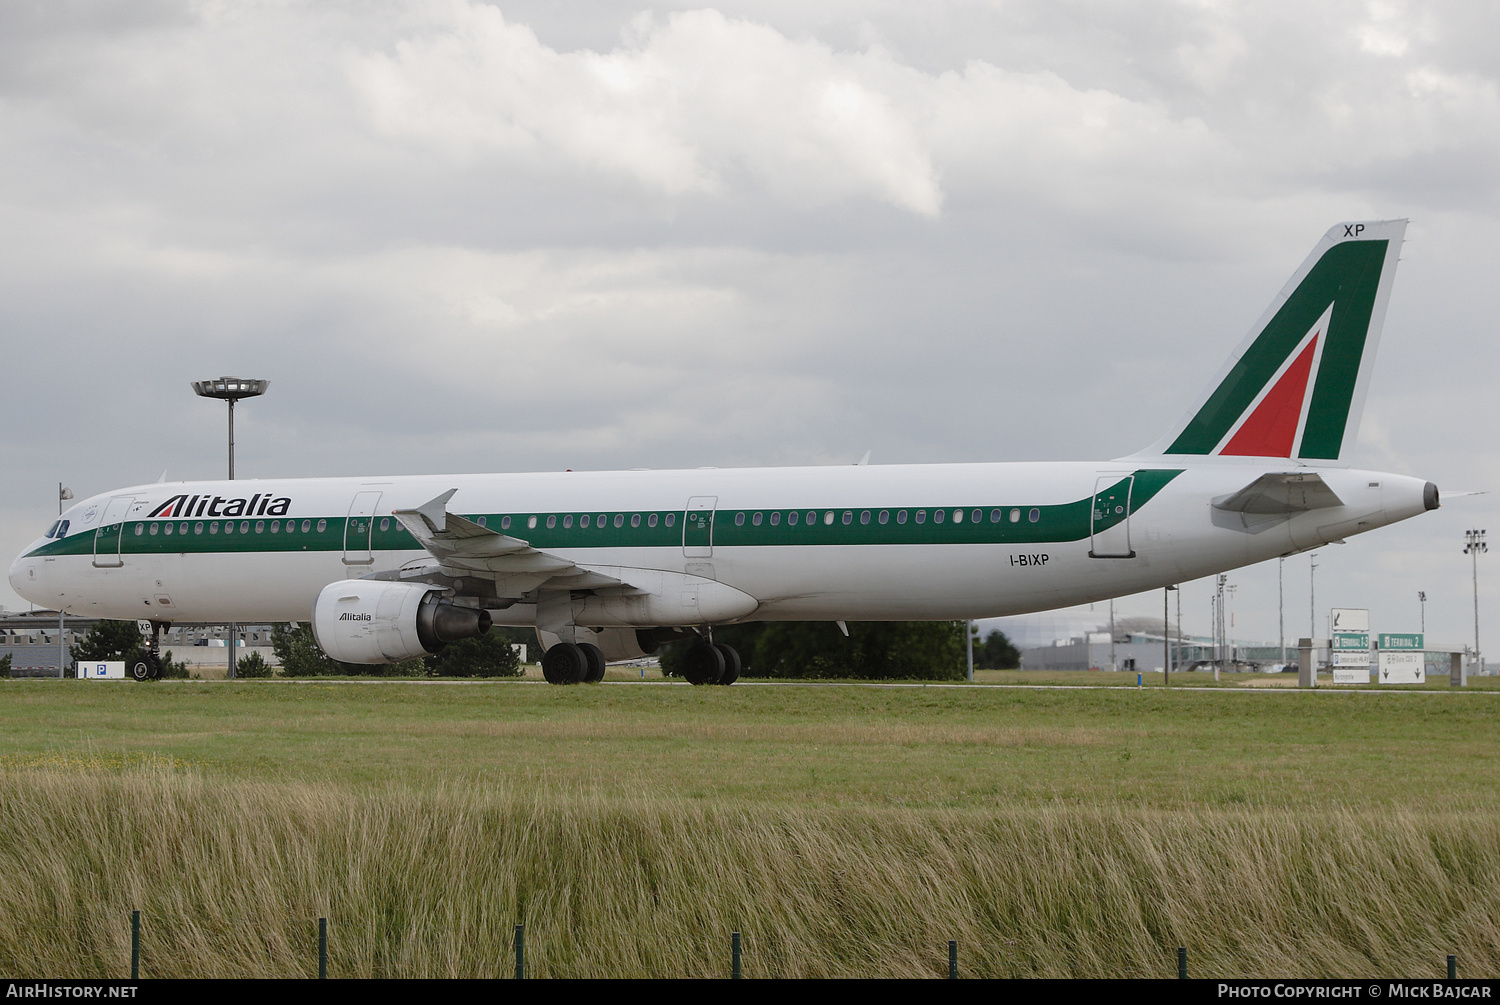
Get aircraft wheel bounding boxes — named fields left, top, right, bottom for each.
left=579, top=642, right=606, bottom=684
left=130, top=659, right=152, bottom=682
left=713, top=643, right=741, bottom=685
left=146, top=653, right=163, bottom=679
left=681, top=641, right=725, bottom=686
left=542, top=643, right=587, bottom=685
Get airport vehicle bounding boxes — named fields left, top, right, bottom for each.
left=9, top=220, right=1438, bottom=684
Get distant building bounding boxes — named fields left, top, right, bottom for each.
left=1020, top=631, right=1290, bottom=672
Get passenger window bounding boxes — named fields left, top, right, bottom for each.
left=860, top=511, right=870, bottom=525
left=208, top=523, right=218, bottom=535
left=915, top=510, right=925, bottom=524
left=631, top=513, right=641, bottom=528
left=823, top=511, right=834, bottom=525
left=164, top=523, right=174, bottom=536
left=527, top=516, right=538, bottom=529
left=1029, top=508, right=1040, bottom=523
left=896, top=510, right=907, bottom=524
left=613, top=514, right=624, bottom=528
left=270, top=521, right=279, bottom=533
left=842, top=511, right=853, bottom=525
left=563, top=515, right=573, bottom=529
left=476, top=516, right=486, bottom=528
left=501, top=516, right=512, bottom=530
left=735, top=513, right=745, bottom=526
left=379, top=518, right=389, bottom=532
left=150, top=523, right=159, bottom=535
left=581, top=514, right=590, bottom=528
left=134, top=524, right=144, bottom=536
left=769, top=512, right=780, bottom=526
left=878, top=510, right=888, bottom=524
left=752, top=512, right=762, bottom=526
left=990, top=509, right=1001, bottom=523
left=320, top=519, right=328, bottom=533
left=255, top=521, right=265, bottom=533
left=546, top=515, right=557, bottom=529
left=972, top=509, right=982, bottom=524
left=665, top=513, right=676, bottom=527
left=240, top=522, right=249, bottom=534
left=302, top=520, right=311, bottom=533
left=787, top=511, right=798, bottom=526
left=179, top=523, right=188, bottom=535
left=649, top=513, right=658, bottom=527
left=934, top=509, right=945, bottom=524
left=1010, top=508, right=1020, bottom=523
left=224, top=522, right=234, bottom=535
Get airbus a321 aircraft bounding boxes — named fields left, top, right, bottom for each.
left=10, top=220, right=1438, bottom=684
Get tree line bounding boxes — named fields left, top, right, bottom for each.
left=53, top=619, right=1020, bottom=680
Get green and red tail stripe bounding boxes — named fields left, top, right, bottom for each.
left=1141, top=220, right=1406, bottom=462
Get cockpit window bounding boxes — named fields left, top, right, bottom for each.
left=46, top=521, right=60, bottom=539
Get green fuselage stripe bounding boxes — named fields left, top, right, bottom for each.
left=34, top=471, right=1182, bottom=559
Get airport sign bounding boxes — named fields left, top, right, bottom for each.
left=1332, top=663, right=1369, bottom=683
left=1330, top=608, right=1369, bottom=632
left=1379, top=650, right=1425, bottom=685
left=1331, top=651, right=1371, bottom=667
left=1331, top=632, right=1369, bottom=650
left=1379, top=633, right=1424, bottom=651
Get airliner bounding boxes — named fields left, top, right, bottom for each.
left=9, top=220, right=1438, bottom=684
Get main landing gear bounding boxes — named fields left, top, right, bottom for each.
left=541, top=642, right=607, bottom=685
left=681, top=641, right=741, bottom=686
left=130, top=621, right=167, bottom=681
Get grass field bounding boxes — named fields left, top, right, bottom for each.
left=1, top=676, right=1497, bottom=978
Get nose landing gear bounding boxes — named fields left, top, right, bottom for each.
left=131, top=621, right=167, bottom=681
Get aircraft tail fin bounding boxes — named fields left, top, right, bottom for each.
left=1140, top=219, right=1406, bottom=462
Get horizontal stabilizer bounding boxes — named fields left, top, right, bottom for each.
left=1212, top=472, right=1343, bottom=515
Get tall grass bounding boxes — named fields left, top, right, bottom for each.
left=1, top=763, right=1495, bottom=978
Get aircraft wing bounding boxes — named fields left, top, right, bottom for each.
left=391, top=490, right=624, bottom=596
left=1212, top=472, right=1344, bottom=514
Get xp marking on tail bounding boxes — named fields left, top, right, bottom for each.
left=11, top=220, right=1438, bottom=684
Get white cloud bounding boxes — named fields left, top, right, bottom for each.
left=350, top=4, right=944, bottom=214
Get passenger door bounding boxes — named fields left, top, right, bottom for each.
left=1089, top=475, right=1135, bottom=559
left=91, top=495, right=136, bottom=568
left=343, top=491, right=382, bottom=566
left=683, top=496, right=717, bottom=558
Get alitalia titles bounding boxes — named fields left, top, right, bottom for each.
left=147, top=493, right=291, bottom=519
left=339, top=613, right=372, bottom=622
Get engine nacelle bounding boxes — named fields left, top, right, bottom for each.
left=312, top=579, right=492, bottom=664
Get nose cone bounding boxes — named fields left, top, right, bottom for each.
left=8, top=550, right=38, bottom=604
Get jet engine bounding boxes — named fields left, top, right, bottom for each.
left=312, top=579, right=491, bottom=664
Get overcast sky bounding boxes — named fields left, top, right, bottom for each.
left=3, top=1, right=1497, bottom=651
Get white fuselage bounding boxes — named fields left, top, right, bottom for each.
left=9, top=459, right=1434, bottom=628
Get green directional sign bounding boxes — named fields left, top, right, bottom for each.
left=1379, top=633, right=1424, bottom=650
left=1331, top=632, right=1369, bottom=650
